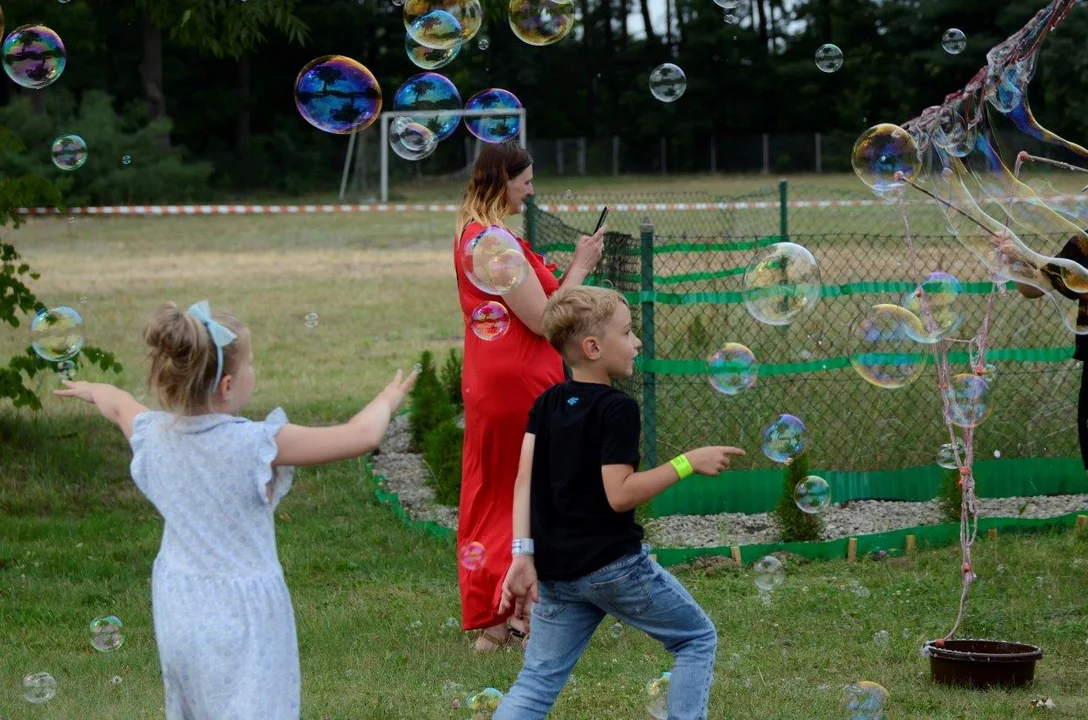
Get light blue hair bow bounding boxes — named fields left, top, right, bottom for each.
left=185, top=300, right=237, bottom=391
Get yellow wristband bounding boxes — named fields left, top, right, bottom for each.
left=670, top=454, right=694, bottom=479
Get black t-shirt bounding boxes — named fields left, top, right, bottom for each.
left=1041, top=235, right=1088, bottom=360
left=525, top=380, right=644, bottom=581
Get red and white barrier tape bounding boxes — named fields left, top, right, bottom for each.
left=13, top=195, right=1087, bottom=217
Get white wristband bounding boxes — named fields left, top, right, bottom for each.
left=512, top=538, right=535, bottom=556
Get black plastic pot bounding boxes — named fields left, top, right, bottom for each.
left=925, top=639, right=1043, bottom=688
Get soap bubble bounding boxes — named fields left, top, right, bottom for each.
left=294, top=55, right=382, bottom=134
left=645, top=671, right=671, bottom=720
left=793, top=475, right=830, bottom=514
left=713, top=0, right=738, bottom=7
left=464, top=88, right=522, bottom=143
left=389, top=117, right=438, bottom=161
left=873, top=630, right=889, bottom=646
left=852, top=124, right=919, bottom=195
left=841, top=681, right=888, bottom=719
left=460, top=541, right=486, bottom=570
left=467, top=687, right=503, bottom=716
left=945, top=373, right=993, bottom=428
left=761, top=413, right=806, bottom=464
left=51, top=134, right=87, bottom=171
left=848, top=304, right=928, bottom=389
left=648, top=63, right=686, bottom=102
left=303, top=312, right=319, bottom=329
left=121, top=155, right=132, bottom=165
left=22, top=672, right=57, bottom=704
left=470, top=301, right=511, bottom=341
left=393, top=72, right=462, bottom=141
left=753, top=556, right=784, bottom=591
left=509, top=0, right=576, bottom=46
left=608, top=621, right=623, bottom=639
left=405, top=32, right=460, bottom=70
left=707, top=343, right=758, bottom=396
left=724, top=13, right=738, bottom=24
left=936, top=438, right=966, bottom=469
left=942, top=28, right=967, bottom=54
left=88, top=615, right=126, bottom=652
left=30, top=306, right=85, bottom=362
left=2, top=25, right=67, bottom=89
left=461, top=226, right=529, bottom=294
left=403, top=0, right=482, bottom=41
left=900, top=271, right=965, bottom=342
left=742, top=242, right=821, bottom=326
left=408, top=9, right=462, bottom=50
left=814, top=43, right=843, bottom=73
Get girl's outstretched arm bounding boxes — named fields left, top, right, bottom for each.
left=271, top=368, right=418, bottom=467
left=54, top=381, right=150, bottom=440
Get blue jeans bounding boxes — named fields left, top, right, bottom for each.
left=494, top=545, right=717, bottom=720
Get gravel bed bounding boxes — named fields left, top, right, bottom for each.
left=373, top=415, right=1088, bottom=545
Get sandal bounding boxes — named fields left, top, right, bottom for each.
left=506, top=618, right=530, bottom=650
left=474, top=627, right=511, bottom=653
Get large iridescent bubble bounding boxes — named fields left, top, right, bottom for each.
left=407, top=9, right=462, bottom=50
left=389, top=117, right=438, bottom=161
left=2, top=25, right=67, bottom=89
left=294, top=56, right=382, bottom=135
left=405, top=33, right=461, bottom=70
left=900, top=271, right=965, bottom=342
left=848, top=304, right=928, bottom=389
left=852, top=124, right=920, bottom=195
left=464, top=89, right=522, bottom=143
left=742, top=242, right=821, bottom=326
left=51, top=134, right=87, bottom=171
left=460, top=225, right=529, bottom=294
left=394, top=73, right=462, bottom=141
left=509, top=0, right=576, bottom=47
left=403, top=0, right=482, bottom=41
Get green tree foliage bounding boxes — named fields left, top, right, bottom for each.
left=422, top=418, right=464, bottom=506
left=440, top=348, right=463, bottom=410
left=772, top=452, right=824, bottom=542
left=408, top=350, right=455, bottom=451
left=0, top=128, right=122, bottom=410
left=937, top=466, right=965, bottom=524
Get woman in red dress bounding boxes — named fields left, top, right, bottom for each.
left=453, top=141, right=605, bottom=651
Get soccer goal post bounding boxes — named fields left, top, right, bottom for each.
left=339, top=107, right=527, bottom=203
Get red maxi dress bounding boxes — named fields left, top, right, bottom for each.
left=454, top=221, right=565, bottom=631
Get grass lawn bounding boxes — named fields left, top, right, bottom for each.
left=3, top=174, right=1088, bottom=717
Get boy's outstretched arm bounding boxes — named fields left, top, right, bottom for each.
left=54, top=381, right=149, bottom=440
left=601, top=445, right=746, bottom=513
left=499, top=433, right=538, bottom=615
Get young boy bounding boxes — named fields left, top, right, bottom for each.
left=494, top=286, right=745, bottom=720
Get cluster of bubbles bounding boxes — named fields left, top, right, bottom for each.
left=23, top=615, right=127, bottom=704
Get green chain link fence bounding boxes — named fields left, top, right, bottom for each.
left=525, top=182, right=1088, bottom=523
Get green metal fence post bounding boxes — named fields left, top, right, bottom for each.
left=779, top=178, right=789, bottom=242
left=640, top=217, right=658, bottom=469
left=525, top=194, right=537, bottom=250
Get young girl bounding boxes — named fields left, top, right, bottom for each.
left=55, top=300, right=416, bottom=719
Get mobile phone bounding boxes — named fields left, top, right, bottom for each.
left=594, top=206, right=610, bottom=233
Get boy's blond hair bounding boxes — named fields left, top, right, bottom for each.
left=542, top=286, right=629, bottom=363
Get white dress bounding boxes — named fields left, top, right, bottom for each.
left=129, top=408, right=300, bottom=720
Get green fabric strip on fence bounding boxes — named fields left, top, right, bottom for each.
left=623, top=280, right=1014, bottom=307
left=637, top=346, right=1074, bottom=377
left=651, top=457, right=1088, bottom=517
left=535, top=236, right=783, bottom=256
left=650, top=512, right=1084, bottom=566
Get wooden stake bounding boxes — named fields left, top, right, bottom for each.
left=847, top=537, right=857, bottom=562
left=1077, top=515, right=1088, bottom=530
left=730, top=546, right=742, bottom=565
left=906, top=535, right=916, bottom=554
left=987, top=528, right=998, bottom=540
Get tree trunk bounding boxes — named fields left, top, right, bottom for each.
left=580, top=0, right=597, bottom=138
left=639, top=0, right=656, bottom=47
left=620, top=0, right=629, bottom=50
left=818, top=0, right=832, bottom=40
left=140, top=11, right=170, bottom=147
left=236, top=53, right=252, bottom=192
left=755, top=0, right=769, bottom=52
left=768, top=0, right=777, bottom=53
left=665, top=0, right=673, bottom=52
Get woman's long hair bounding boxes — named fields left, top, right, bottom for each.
left=455, top=141, right=533, bottom=234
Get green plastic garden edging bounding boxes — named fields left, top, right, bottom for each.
left=364, top=455, right=1088, bottom=568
